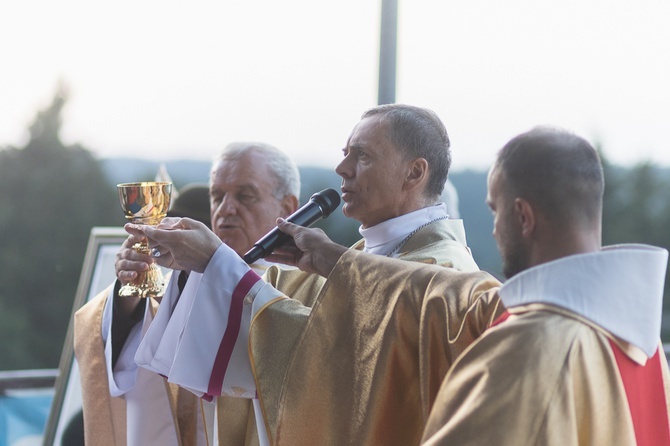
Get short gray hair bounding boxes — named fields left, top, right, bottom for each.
left=213, top=142, right=301, bottom=200
left=361, top=104, right=451, bottom=199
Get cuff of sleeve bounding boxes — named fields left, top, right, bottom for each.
left=201, top=244, right=256, bottom=297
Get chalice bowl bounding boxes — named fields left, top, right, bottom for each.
left=117, top=181, right=172, bottom=298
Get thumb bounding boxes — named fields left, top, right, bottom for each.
left=276, top=218, right=300, bottom=236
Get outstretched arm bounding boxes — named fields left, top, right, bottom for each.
left=265, top=218, right=348, bottom=277
left=124, top=217, right=222, bottom=272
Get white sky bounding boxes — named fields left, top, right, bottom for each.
left=1, top=0, right=668, bottom=171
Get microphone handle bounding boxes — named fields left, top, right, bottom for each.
left=243, top=203, right=325, bottom=264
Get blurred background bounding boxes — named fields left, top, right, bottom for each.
left=1, top=1, right=668, bottom=444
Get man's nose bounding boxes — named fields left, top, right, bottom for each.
left=335, top=156, right=353, bottom=179
left=214, top=195, right=237, bottom=216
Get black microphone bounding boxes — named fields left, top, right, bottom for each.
left=243, top=188, right=341, bottom=264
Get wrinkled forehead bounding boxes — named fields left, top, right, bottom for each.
left=211, top=154, right=277, bottom=190
left=347, top=115, right=388, bottom=144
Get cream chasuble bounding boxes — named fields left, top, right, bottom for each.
left=75, top=286, right=203, bottom=446
left=421, top=244, right=670, bottom=445
left=136, top=207, right=503, bottom=446
left=75, top=287, right=128, bottom=446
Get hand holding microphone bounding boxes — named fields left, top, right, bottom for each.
left=243, top=188, right=341, bottom=264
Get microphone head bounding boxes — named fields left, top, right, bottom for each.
left=310, top=188, right=341, bottom=218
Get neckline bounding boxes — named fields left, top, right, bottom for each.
left=387, top=216, right=450, bottom=257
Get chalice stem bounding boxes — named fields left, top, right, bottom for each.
left=118, top=242, right=166, bottom=298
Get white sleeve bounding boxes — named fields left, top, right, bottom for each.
left=133, top=269, right=200, bottom=376
left=135, top=243, right=286, bottom=400
left=102, top=294, right=150, bottom=397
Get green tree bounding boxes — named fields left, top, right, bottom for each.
left=0, top=87, right=120, bottom=370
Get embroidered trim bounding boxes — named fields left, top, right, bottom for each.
left=207, top=269, right=261, bottom=398
left=387, top=216, right=450, bottom=257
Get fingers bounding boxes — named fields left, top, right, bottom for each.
left=156, top=217, right=205, bottom=231
left=124, top=223, right=147, bottom=237
left=125, top=224, right=164, bottom=249
left=115, top=258, right=149, bottom=284
left=123, top=218, right=217, bottom=273
left=265, top=244, right=302, bottom=267
left=116, top=234, right=153, bottom=284
left=156, top=216, right=184, bottom=229
left=121, top=233, right=145, bottom=247
left=125, top=218, right=200, bottom=244
left=117, top=269, right=140, bottom=284
left=118, top=240, right=153, bottom=262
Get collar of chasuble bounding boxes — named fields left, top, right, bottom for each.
left=358, top=203, right=449, bottom=256
left=499, top=244, right=668, bottom=358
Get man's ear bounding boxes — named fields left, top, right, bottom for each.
left=281, top=194, right=300, bottom=217
left=404, top=158, right=429, bottom=192
left=514, top=198, right=536, bottom=237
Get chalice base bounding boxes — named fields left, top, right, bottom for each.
left=118, top=264, right=166, bottom=298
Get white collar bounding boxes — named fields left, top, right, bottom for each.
left=359, top=203, right=448, bottom=256
left=499, top=244, right=668, bottom=358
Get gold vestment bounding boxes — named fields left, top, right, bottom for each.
left=249, top=219, right=503, bottom=445
left=422, top=304, right=670, bottom=445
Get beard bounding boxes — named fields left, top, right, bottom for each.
left=500, top=231, right=530, bottom=279
left=502, top=250, right=528, bottom=279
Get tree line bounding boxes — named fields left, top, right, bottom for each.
left=1, top=91, right=668, bottom=371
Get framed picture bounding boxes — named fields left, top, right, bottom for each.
left=43, top=227, right=128, bottom=446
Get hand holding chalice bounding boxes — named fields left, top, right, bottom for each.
left=117, top=181, right=172, bottom=298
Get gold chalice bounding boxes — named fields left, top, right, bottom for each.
left=117, top=181, right=172, bottom=298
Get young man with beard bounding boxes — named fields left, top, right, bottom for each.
left=420, top=127, right=670, bottom=445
